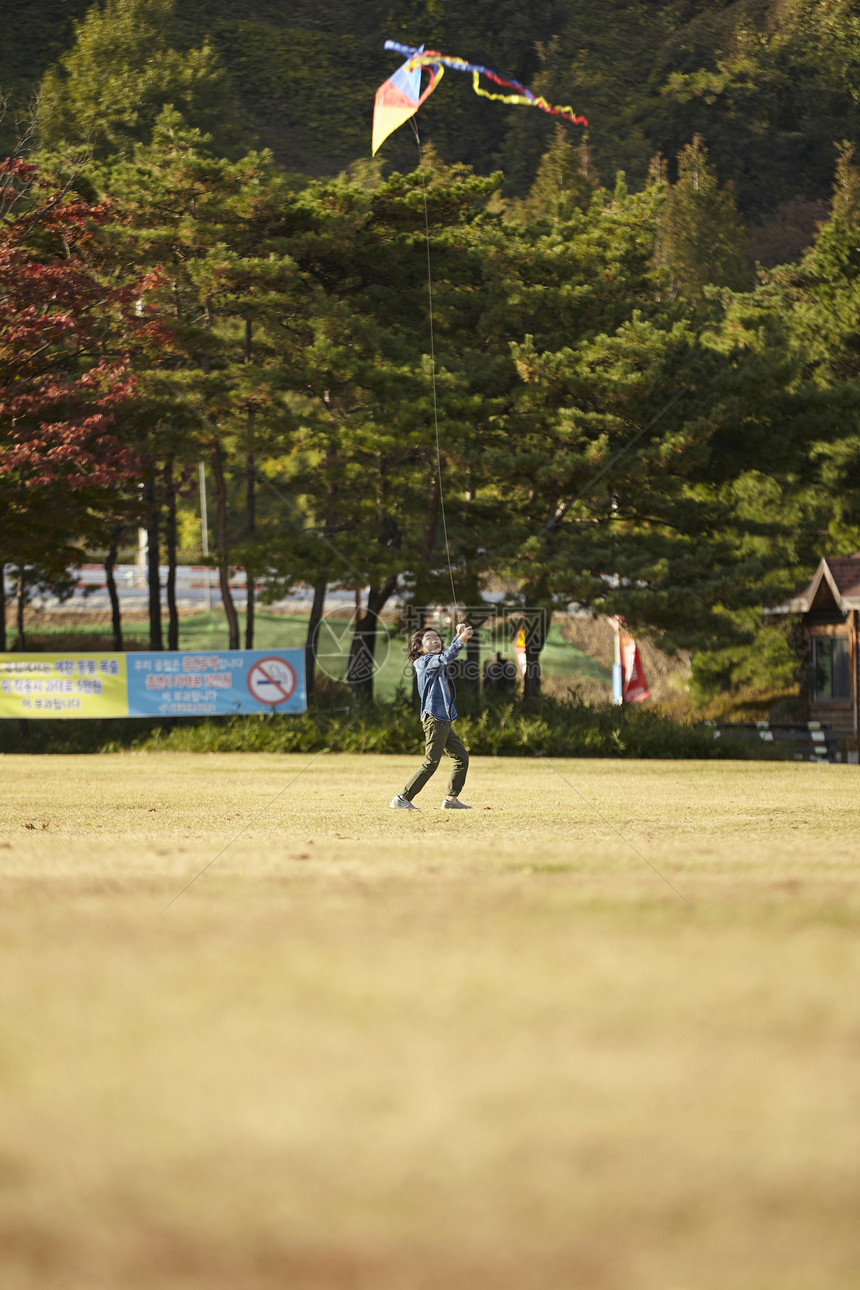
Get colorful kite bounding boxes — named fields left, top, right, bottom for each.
left=372, top=40, right=588, bottom=155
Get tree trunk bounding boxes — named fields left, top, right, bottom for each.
left=201, top=295, right=238, bottom=649
left=421, top=473, right=440, bottom=566
left=0, top=564, right=6, bottom=652
left=410, top=603, right=429, bottom=711
left=14, top=566, right=26, bottom=651
left=211, top=442, right=240, bottom=650
left=521, top=609, right=548, bottom=702
left=244, top=319, right=255, bottom=650
left=143, top=473, right=162, bottom=650
left=409, top=472, right=440, bottom=708
left=348, top=575, right=398, bottom=703
left=104, top=529, right=124, bottom=652
left=164, top=458, right=179, bottom=651
left=305, top=441, right=339, bottom=696
left=305, top=578, right=327, bottom=696
left=245, top=450, right=255, bottom=650
left=463, top=629, right=481, bottom=694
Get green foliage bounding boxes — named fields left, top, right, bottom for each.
left=653, top=0, right=860, bottom=217
left=659, top=135, right=749, bottom=300
left=0, top=694, right=743, bottom=758
left=2, top=0, right=855, bottom=223
left=472, top=173, right=794, bottom=656
left=689, top=610, right=804, bottom=705
left=514, top=126, right=598, bottom=224
left=2, top=1, right=860, bottom=711
left=200, top=20, right=374, bottom=171
left=0, top=1, right=92, bottom=157
left=35, top=0, right=249, bottom=158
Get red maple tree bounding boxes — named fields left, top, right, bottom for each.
left=0, top=157, right=165, bottom=591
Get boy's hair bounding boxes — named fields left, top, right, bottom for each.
left=407, top=627, right=440, bottom=662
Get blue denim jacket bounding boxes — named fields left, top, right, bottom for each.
left=413, top=636, right=464, bottom=721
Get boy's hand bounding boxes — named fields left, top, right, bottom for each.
left=456, top=623, right=473, bottom=642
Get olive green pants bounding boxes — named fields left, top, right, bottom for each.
left=402, top=715, right=469, bottom=802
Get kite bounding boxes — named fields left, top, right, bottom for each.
left=372, top=40, right=588, bottom=155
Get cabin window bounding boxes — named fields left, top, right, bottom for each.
left=812, top=635, right=851, bottom=702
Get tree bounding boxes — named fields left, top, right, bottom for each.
left=36, top=0, right=247, bottom=159
left=0, top=156, right=164, bottom=648
left=783, top=143, right=860, bottom=547
left=266, top=156, right=506, bottom=700
left=665, top=144, right=860, bottom=701
left=641, top=0, right=860, bottom=220
left=99, top=109, right=302, bottom=649
left=515, top=125, right=598, bottom=225
left=474, top=170, right=800, bottom=697
left=659, top=135, right=749, bottom=303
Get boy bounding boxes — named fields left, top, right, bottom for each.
left=389, top=622, right=473, bottom=810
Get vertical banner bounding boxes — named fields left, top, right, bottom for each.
left=620, top=633, right=650, bottom=703
left=514, top=627, right=527, bottom=678
left=0, top=649, right=307, bottom=719
left=609, top=618, right=650, bottom=704
left=611, top=617, right=623, bottom=705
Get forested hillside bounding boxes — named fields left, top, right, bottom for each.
left=2, top=0, right=859, bottom=707
left=3, top=1, right=858, bottom=231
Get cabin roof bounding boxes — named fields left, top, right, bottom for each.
left=790, top=553, right=860, bottom=613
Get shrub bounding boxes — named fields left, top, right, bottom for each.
left=0, top=693, right=761, bottom=759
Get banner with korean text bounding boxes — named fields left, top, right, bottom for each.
left=0, top=650, right=306, bottom=719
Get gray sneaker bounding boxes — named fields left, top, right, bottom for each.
left=441, top=798, right=472, bottom=810
left=390, top=795, right=418, bottom=810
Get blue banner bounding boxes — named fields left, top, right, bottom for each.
left=125, top=649, right=306, bottom=717
left=1, top=649, right=306, bottom=719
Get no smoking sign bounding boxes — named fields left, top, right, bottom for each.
left=246, top=656, right=298, bottom=706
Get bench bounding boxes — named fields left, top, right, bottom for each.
left=705, top=721, right=839, bottom=763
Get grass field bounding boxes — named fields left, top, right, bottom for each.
left=1, top=751, right=859, bottom=1290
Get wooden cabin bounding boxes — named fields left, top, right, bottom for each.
left=789, top=553, right=860, bottom=748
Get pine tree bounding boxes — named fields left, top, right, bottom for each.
left=660, top=135, right=749, bottom=303
left=475, top=171, right=801, bottom=694
left=671, top=144, right=860, bottom=700
left=36, top=0, right=247, bottom=159
left=265, top=160, right=503, bottom=699
left=785, top=143, right=860, bottom=548
left=516, top=126, right=598, bottom=225
left=99, top=109, right=302, bottom=649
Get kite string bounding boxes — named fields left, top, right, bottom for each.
left=412, top=118, right=458, bottom=615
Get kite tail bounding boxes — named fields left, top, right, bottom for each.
left=381, top=39, right=588, bottom=129
left=470, top=71, right=588, bottom=126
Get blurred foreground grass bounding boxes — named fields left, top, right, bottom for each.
left=1, top=753, right=859, bottom=1290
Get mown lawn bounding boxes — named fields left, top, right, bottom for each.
left=1, top=752, right=858, bottom=1290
